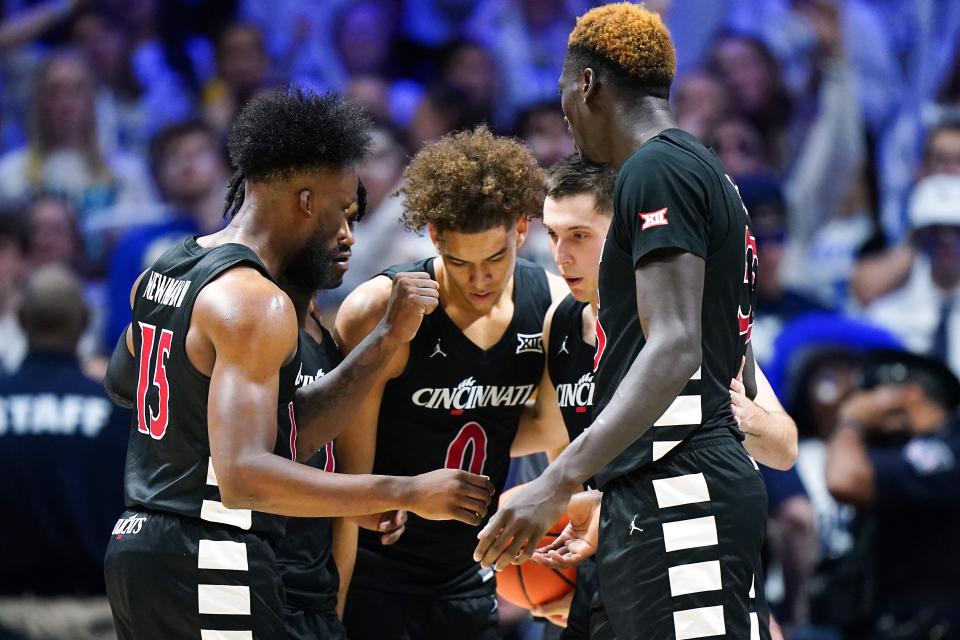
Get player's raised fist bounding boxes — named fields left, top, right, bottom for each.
left=403, top=469, right=495, bottom=526
left=381, top=271, right=440, bottom=343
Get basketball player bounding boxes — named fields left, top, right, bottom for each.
left=476, top=5, right=774, bottom=638
left=533, top=156, right=798, bottom=638
left=335, top=126, right=569, bottom=640
left=102, top=89, right=494, bottom=640
left=274, top=181, right=409, bottom=640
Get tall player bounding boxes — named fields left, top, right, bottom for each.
left=534, top=157, right=798, bottom=638
left=103, top=89, right=494, bottom=640
left=476, top=5, right=773, bottom=638
left=335, top=126, right=569, bottom=640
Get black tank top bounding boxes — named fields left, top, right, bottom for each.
left=352, top=257, right=552, bottom=597
left=124, top=237, right=300, bottom=539
left=547, top=294, right=595, bottom=445
left=276, top=325, right=343, bottom=613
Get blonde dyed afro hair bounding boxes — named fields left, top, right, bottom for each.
left=567, top=3, right=676, bottom=95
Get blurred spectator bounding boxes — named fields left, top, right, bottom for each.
left=201, top=22, right=272, bottom=142
left=0, top=51, right=155, bottom=256
left=672, top=69, right=732, bottom=139
left=707, top=116, right=772, bottom=176
left=0, top=209, right=26, bottom=374
left=855, top=121, right=960, bottom=306
left=346, top=75, right=393, bottom=125
left=736, top=173, right=831, bottom=364
left=439, top=39, right=497, bottom=128
left=864, top=175, right=960, bottom=376
left=357, top=125, right=406, bottom=215
left=24, top=196, right=84, bottom=272
left=0, top=265, right=126, bottom=640
left=517, top=101, right=574, bottom=169
left=70, top=8, right=193, bottom=157
left=826, top=349, right=960, bottom=638
left=467, top=0, right=586, bottom=126
left=0, top=0, right=83, bottom=151
left=105, top=120, right=226, bottom=348
left=405, top=83, right=483, bottom=153
left=707, top=32, right=793, bottom=167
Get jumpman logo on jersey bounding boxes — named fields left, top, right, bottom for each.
left=429, top=339, right=447, bottom=358
left=558, top=335, right=570, bottom=354
left=628, top=514, right=644, bottom=536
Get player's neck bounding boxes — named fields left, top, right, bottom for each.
left=609, top=98, right=676, bottom=168
left=198, top=201, right=296, bottom=278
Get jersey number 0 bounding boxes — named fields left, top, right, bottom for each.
left=136, top=322, right=173, bottom=440
left=444, top=421, right=488, bottom=475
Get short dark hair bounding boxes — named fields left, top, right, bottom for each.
left=545, top=155, right=616, bottom=215
left=864, top=349, right=960, bottom=411
left=149, top=119, right=216, bottom=177
left=400, top=126, right=544, bottom=234
left=565, top=3, right=676, bottom=99
left=224, top=87, right=372, bottom=216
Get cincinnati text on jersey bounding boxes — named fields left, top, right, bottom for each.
left=411, top=376, right=537, bottom=411
left=556, top=372, right=595, bottom=410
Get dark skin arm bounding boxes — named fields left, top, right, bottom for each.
left=474, top=249, right=705, bottom=569
left=293, top=272, right=441, bottom=460
left=197, top=268, right=493, bottom=521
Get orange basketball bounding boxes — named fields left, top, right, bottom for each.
left=494, top=485, right=577, bottom=610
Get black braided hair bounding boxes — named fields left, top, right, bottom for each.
left=224, top=169, right=246, bottom=218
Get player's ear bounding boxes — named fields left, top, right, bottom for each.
left=514, top=217, right=529, bottom=250
left=581, top=68, right=596, bottom=103
left=299, top=189, right=312, bottom=217
left=427, top=223, right=443, bottom=253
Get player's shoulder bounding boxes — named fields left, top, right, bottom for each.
left=195, top=266, right=296, bottom=336
left=338, top=274, right=394, bottom=324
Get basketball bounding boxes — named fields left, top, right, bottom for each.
left=494, top=486, right=578, bottom=610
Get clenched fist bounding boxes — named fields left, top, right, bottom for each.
left=380, top=272, right=440, bottom=343
left=403, top=469, right=495, bottom=526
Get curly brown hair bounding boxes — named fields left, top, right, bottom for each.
left=567, top=3, right=675, bottom=96
left=400, top=126, right=544, bottom=234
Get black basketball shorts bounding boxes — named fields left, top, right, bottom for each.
left=344, top=588, right=501, bottom=640
left=591, top=431, right=772, bottom=640
left=104, top=509, right=286, bottom=640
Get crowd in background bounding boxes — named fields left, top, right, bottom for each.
left=1, top=1, right=959, bottom=639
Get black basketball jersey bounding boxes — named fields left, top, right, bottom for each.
left=593, top=128, right=757, bottom=489
left=352, top=257, right=552, bottom=597
left=547, top=294, right=595, bottom=444
left=276, top=324, right=343, bottom=613
left=123, top=237, right=300, bottom=538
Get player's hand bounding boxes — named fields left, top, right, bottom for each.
left=380, top=272, right=439, bottom=343
left=533, top=490, right=601, bottom=569
left=530, top=591, right=573, bottom=628
left=730, top=357, right=763, bottom=437
left=405, top=469, right=494, bottom=526
left=473, top=474, right=572, bottom=572
left=355, top=510, right=407, bottom=545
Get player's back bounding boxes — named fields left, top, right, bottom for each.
left=124, top=236, right=300, bottom=538
left=353, top=256, right=552, bottom=596
left=594, top=128, right=758, bottom=488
